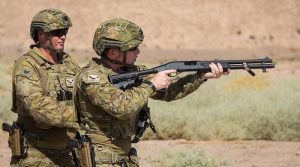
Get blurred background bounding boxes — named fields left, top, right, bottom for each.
left=0, top=0, right=300, bottom=166
left=1, top=0, right=300, bottom=61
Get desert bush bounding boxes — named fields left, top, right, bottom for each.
left=148, top=146, right=219, bottom=167
left=1, top=61, right=299, bottom=141
left=143, top=73, right=300, bottom=141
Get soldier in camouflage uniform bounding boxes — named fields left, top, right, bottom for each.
left=73, top=18, right=228, bottom=167
left=10, top=9, right=80, bottom=166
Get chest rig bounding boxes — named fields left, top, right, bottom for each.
left=46, top=61, right=75, bottom=103
left=12, top=50, right=78, bottom=113
left=73, top=61, right=114, bottom=137
left=37, top=53, right=76, bottom=103
left=74, top=60, right=155, bottom=144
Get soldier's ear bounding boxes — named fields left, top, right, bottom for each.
left=107, top=48, right=121, bottom=59
left=37, top=30, right=49, bottom=43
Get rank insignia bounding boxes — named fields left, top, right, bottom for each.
left=21, top=67, right=33, bottom=78
left=87, top=75, right=100, bottom=83
left=66, top=78, right=74, bottom=87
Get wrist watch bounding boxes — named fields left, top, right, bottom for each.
left=143, top=80, right=156, bottom=91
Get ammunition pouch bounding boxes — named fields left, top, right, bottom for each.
left=68, top=133, right=96, bottom=167
left=57, top=89, right=73, bottom=101
left=2, top=122, right=27, bottom=158
left=94, top=145, right=138, bottom=167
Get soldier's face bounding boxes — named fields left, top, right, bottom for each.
left=49, top=29, right=68, bottom=53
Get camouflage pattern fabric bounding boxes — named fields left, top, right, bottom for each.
left=14, top=47, right=79, bottom=128
left=74, top=58, right=207, bottom=166
left=30, top=8, right=72, bottom=41
left=93, top=143, right=138, bottom=167
left=11, top=47, right=80, bottom=166
left=151, top=71, right=208, bottom=101
left=93, top=18, right=144, bottom=56
left=10, top=145, right=75, bottom=167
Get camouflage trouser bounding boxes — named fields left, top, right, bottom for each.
left=94, top=144, right=139, bottom=167
left=10, top=145, right=75, bottom=167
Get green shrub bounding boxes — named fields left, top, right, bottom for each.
left=148, top=147, right=219, bottom=167
left=143, top=73, right=300, bottom=141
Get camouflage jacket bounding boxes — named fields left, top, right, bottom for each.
left=74, top=58, right=207, bottom=152
left=12, top=47, right=80, bottom=149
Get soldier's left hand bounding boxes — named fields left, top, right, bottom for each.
left=203, top=63, right=230, bottom=80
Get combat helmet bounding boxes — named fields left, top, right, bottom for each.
left=93, top=18, right=144, bottom=56
left=30, top=9, right=72, bottom=43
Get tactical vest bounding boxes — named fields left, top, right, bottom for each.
left=12, top=48, right=79, bottom=149
left=73, top=60, right=144, bottom=154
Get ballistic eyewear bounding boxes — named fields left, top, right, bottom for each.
left=49, top=28, right=68, bottom=37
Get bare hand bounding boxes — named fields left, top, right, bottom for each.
left=202, top=63, right=230, bottom=80
left=149, top=69, right=176, bottom=90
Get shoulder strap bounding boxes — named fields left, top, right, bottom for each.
left=11, top=51, right=51, bottom=112
left=25, top=51, right=50, bottom=95
left=63, top=53, right=80, bottom=70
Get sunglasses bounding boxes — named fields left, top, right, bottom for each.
left=49, top=28, right=68, bottom=37
left=127, top=46, right=138, bottom=52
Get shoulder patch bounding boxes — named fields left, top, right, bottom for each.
left=86, top=75, right=100, bottom=83
left=20, top=67, right=33, bottom=78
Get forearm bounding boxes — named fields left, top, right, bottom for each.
left=151, top=72, right=207, bottom=101
left=20, top=94, right=76, bottom=128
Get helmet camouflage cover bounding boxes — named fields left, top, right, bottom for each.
left=93, top=18, right=144, bottom=56
left=30, top=8, right=72, bottom=42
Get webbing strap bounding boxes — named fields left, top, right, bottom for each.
left=27, top=50, right=50, bottom=95
left=11, top=50, right=50, bottom=112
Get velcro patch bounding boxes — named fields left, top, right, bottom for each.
left=66, top=78, right=74, bottom=87
left=20, top=67, right=33, bottom=78
left=86, top=75, right=100, bottom=83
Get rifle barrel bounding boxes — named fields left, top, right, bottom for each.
left=227, top=63, right=275, bottom=70
left=217, top=57, right=272, bottom=64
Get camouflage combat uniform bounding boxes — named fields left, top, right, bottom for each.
left=73, top=18, right=208, bottom=167
left=10, top=46, right=80, bottom=167
left=9, top=9, right=79, bottom=167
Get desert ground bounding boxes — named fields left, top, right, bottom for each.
left=1, top=131, right=300, bottom=167
left=1, top=0, right=300, bottom=166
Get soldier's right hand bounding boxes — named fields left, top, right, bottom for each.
left=149, top=69, right=176, bottom=90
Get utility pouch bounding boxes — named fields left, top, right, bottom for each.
left=68, top=134, right=95, bottom=167
left=132, top=106, right=156, bottom=143
left=2, top=122, right=27, bottom=157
